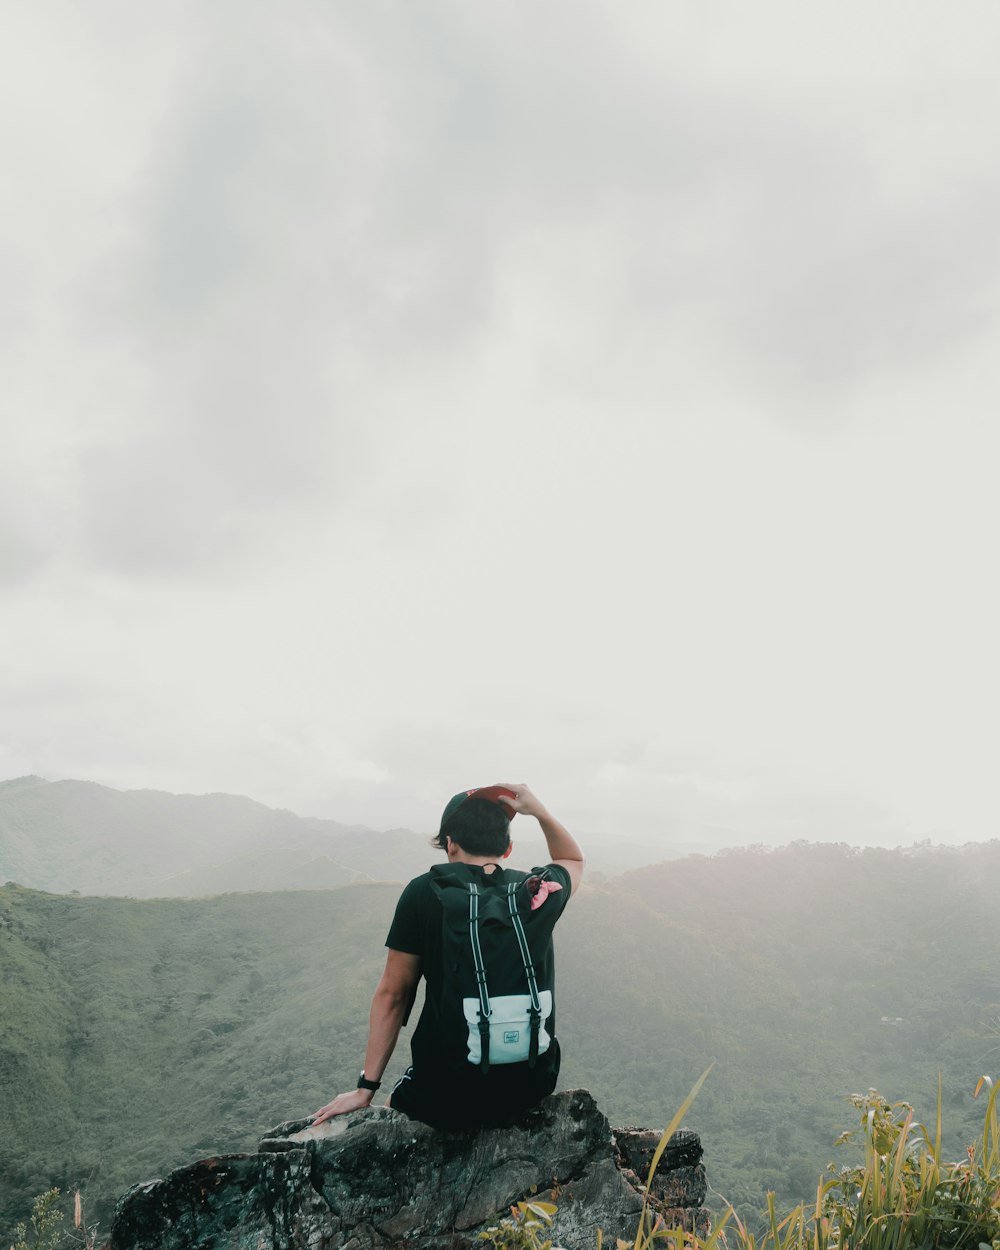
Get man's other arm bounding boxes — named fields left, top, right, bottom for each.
left=499, top=782, right=585, bottom=894
left=311, top=948, right=422, bottom=1123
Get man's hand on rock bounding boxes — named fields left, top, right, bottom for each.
left=312, top=1089, right=374, bottom=1124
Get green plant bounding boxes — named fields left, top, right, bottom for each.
left=9, top=1190, right=64, bottom=1250
left=821, top=1077, right=1000, bottom=1250
left=478, top=1199, right=561, bottom=1250
left=703, top=1076, right=1000, bottom=1250
left=8, top=1188, right=102, bottom=1250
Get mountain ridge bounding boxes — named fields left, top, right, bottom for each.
left=0, top=775, right=431, bottom=897
left=0, top=774, right=677, bottom=894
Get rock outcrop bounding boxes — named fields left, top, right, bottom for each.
left=109, top=1090, right=707, bottom=1250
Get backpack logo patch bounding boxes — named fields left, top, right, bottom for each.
left=462, top=993, right=553, bottom=1065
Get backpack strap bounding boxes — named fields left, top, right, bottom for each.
left=507, top=883, right=543, bottom=1068
left=467, top=884, right=492, bottom=1073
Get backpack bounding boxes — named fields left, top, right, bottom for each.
left=428, top=863, right=558, bottom=1073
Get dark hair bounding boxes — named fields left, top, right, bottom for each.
left=432, top=797, right=512, bottom=857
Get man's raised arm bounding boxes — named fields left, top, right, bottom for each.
left=498, top=783, right=585, bottom=894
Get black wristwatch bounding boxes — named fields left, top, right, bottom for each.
left=357, top=1072, right=381, bottom=1092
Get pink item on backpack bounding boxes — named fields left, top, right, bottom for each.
left=529, top=879, right=563, bottom=910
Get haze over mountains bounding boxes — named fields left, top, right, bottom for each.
left=0, top=775, right=438, bottom=897
left=0, top=776, right=682, bottom=896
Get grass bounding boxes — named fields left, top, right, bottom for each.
left=480, top=1072, right=1000, bottom=1250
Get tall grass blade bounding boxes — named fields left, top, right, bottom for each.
left=633, top=1062, right=714, bottom=1250
left=888, top=1109, right=914, bottom=1199
left=974, top=1075, right=999, bottom=1172
left=700, top=1203, right=734, bottom=1250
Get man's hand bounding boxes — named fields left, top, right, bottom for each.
left=499, top=782, right=585, bottom=894
left=310, top=950, right=421, bottom=1127
left=312, top=1088, right=374, bottom=1124
left=496, top=783, right=548, bottom=820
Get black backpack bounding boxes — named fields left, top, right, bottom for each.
left=428, top=863, right=559, bottom=1073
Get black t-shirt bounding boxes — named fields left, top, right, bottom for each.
left=385, top=861, right=572, bottom=1078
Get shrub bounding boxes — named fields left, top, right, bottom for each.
left=9, top=1190, right=63, bottom=1250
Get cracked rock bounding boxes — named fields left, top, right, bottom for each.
left=109, top=1090, right=708, bottom=1250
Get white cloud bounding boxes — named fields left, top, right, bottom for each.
left=2, top=0, right=999, bottom=849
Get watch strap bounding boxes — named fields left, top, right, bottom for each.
left=357, top=1072, right=381, bottom=1092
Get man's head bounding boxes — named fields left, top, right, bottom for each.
left=432, top=785, right=516, bottom=857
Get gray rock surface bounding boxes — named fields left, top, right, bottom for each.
left=109, top=1090, right=707, bottom=1250
left=614, top=1128, right=709, bottom=1231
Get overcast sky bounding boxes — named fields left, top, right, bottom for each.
left=2, top=1, right=999, bottom=850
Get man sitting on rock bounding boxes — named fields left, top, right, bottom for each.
left=311, top=782, right=584, bottom=1131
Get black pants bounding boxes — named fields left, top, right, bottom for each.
left=389, top=1040, right=560, bottom=1131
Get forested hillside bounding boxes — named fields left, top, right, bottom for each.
left=3, top=840, right=999, bottom=1244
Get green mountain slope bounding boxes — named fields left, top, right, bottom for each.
left=1, top=882, right=403, bottom=1242
left=0, top=776, right=433, bottom=896
left=3, top=840, right=999, bottom=1242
